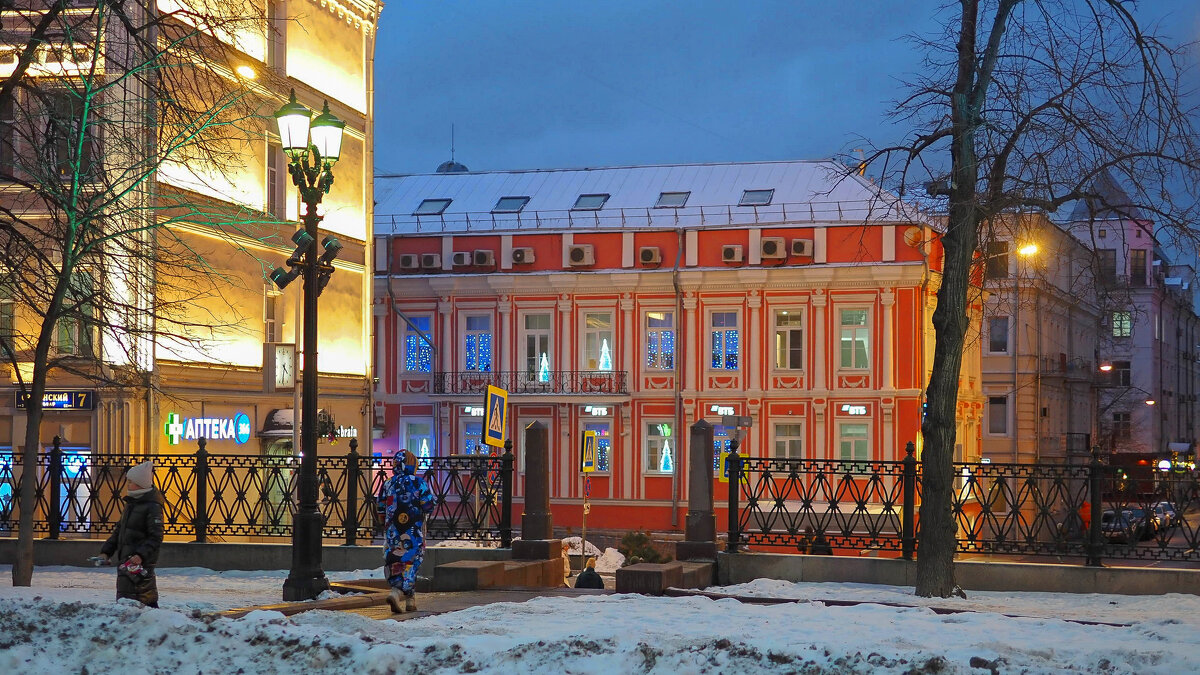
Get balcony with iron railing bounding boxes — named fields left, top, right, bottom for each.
left=432, top=370, right=629, bottom=396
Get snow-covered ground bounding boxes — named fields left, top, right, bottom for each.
left=3, top=565, right=1199, bottom=673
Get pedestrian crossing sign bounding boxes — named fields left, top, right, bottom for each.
left=482, top=385, right=508, bottom=448
left=581, top=430, right=597, bottom=473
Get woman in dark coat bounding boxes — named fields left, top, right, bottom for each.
left=574, top=557, right=605, bottom=589
left=100, top=460, right=164, bottom=607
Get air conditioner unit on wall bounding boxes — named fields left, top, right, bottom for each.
left=398, top=254, right=419, bottom=270
left=761, top=237, right=786, bottom=259
left=722, top=245, right=744, bottom=263
left=419, top=253, right=441, bottom=269
left=473, top=250, right=495, bottom=266
left=790, top=238, right=814, bottom=257
left=567, top=244, right=594, bottom=266
left=512, top=247, right=535, bottom=264
left=451, top=251, right=471, bottom=266
left=639, top=246, right=661, bottom=264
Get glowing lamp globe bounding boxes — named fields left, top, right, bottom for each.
left=274, top=89, right=312, bottom=158
left=309, top=102, right=346, bottom=164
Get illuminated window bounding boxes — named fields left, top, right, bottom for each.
left=838, top=422, right=869, bottom=461
left=572, top=194, right=609, bottom=210
left=987, top=316, right=1009, bottom=353
left=655, top=191, right=690, bottom=208
left=1112, top=311, right=1132, bottom=338
left=522, top=313, right=552, bottom=382
left=774, top=423, right=804, bottom=459
left=645, top=311, right=675, bottom=370
left=404, top=315, right=433, bottom=372
left=584, top=420, right=612, bottom=472
left=739, top=189, right=774, bottom=206
left=710, top=311, right=739, bottom=370
left=839, top=309, right=869, bottom=369
left=463, top=314, right=492, bottom=372
left=404, top=421, right=433, bottom=469
left=644, top=422, right=674, bottom=475
left=492, top=196, right=530, bottom=213
left=414, top=198, right=451, bottom=216
left=774, top=310, right=803, bottom=369
left=712, top=424, right=733, bottom=472
left=582, top=312, right=613, bottom=371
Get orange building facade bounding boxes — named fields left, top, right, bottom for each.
left=372, top=161, right=984, bottom=532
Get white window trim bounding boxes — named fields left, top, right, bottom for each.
left=402, top=313, right=435, bottom=373
left=771, top=307, right=806, bottom=372
left=643, top=419, right=676, bottom=475
left=773, top=421, right=805, bottom=459
left=836, top=305, right=872, bottom=371
left=401, top=419, right=435, bottom=467
left=519, top=311, right=554, bottom=381
left=643, top=308, right=676, bottom=372
left=579, top=309, right=615, bottom=372
left=706, top=307, right=742, bottom=372
left=459, top=312, right=494, bottom=372
left=836, top=420, right=871, bottom=462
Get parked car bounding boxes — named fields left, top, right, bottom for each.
left=1124, top=507, right=1159, bottom=540
left=1100, top=510, right=1140, bottom=544
left=1153, top=501, right=1180, bottom=527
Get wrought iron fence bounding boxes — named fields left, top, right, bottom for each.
left=0, top=438, right=514, bottom=546
left=728, top=443, right=1200, bottom=566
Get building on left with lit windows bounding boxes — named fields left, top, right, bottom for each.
left=0, top=0, right=380, bottom=489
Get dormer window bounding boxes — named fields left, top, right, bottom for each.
left=414, top=198, right=451, bottom=216
left=739, top=189, right=774, bottom=206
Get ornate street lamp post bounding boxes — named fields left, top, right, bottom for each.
left=271, top=89, right=345, bottom=601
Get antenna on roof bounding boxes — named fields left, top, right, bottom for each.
left=436, top=124, right=469, bottom=173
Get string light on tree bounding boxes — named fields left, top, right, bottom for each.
left=599, top=339, right=612, bottom=371
left=538, top=352, right=550, bottom=382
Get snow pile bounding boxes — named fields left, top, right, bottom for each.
left=3, top=577, right=1200, bottom=673
left=594, top=547, right=625, bottom=574
left=561, top=536, right=601, bottom=556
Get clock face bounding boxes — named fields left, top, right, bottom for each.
left=275, top=344, right=295, bottom=388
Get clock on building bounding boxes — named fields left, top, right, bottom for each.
left=274, top=343, right=296, bottom=390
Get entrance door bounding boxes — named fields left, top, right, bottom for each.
left=262, top=439, right=294, bottom=535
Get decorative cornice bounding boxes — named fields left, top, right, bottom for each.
left=306, top=0, right=382, bottom=35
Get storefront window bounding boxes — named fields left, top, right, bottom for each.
left=584, top=420, right=611, bottom=472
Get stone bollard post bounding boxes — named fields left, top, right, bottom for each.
left=677, top=420, right=717, bottom=561
left=512, top=421, right=559, bottom=560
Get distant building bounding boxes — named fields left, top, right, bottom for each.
left=373, top=160, right=984, bottom=531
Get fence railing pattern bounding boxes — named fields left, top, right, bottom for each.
left=0, top=438, right=514, bottom=546
left=728, top=444, right=1200, bottom=566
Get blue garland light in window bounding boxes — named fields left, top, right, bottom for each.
left=659, top=439, right=673, bottom=473
left=662, top=330, right=675, bottom=368
left=538, top=352, right=550, bottom=382
left=599, top=338, right=612, bottom=371
left=480, top=334, right=493, bottom=371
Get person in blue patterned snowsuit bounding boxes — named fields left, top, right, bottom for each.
left=383, top=449, right=436, bottom=613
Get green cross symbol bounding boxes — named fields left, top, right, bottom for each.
left=164, top=413, right=184, bottom=445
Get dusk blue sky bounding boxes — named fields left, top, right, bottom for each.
left=373, top=1, right=1200, bottom=176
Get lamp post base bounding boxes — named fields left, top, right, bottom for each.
left=282, top=509, right=330, bottom=601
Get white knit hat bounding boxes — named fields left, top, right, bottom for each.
left=126, top=460, right=154, bottom=489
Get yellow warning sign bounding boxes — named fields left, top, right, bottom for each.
left=581, top=430, right=597, bottom=473
left=482, top=385, right=508, bottom=448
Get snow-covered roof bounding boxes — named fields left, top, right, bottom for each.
left=374, top=160, right=929, bottom=234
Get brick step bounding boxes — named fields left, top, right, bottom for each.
left=615, top=560, right=715, bottom=595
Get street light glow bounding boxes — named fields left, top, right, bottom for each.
left=1017, top=243, right=1038, bottom=256
left=235, top=65, right=257, bottom=79
left=1099, top=363, right=1113, bottom=372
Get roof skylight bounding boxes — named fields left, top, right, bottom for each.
left=414, top=198, right=451, bottom=216
left=655, top=191, right=690, bottom=208
left=739, top=189, right=774, bottom=207
left=492, top=196, right=530, bottom=213
left=572, top=194, right=610, bottom=210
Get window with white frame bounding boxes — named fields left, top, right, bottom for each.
left=709, top=311, right=739, bottom=370
left=404, top=421, right=433, bottom=468
left=837, top=422, right=869, bottom=461
left=644, top=421, right=675, bottom=475
left=264, top=290, right=281, bottom=343
left=404, top=315, right=433, bottom=372
left=987, top=316, right=1009, bottom=353
left=774, top=310, right=803, bottom=369
left=582, top=312, right=613, bottom=371
left=584, top=420, right=612, bottom=472
left=463, top=314, right=492, bottom=371
left=774, top=422, right=804, bottom=459
left=838, top=308, right=869, bottom=369
left=1111, top=311, right=1132, bottom=338
left=645, top=310, right=675, bottom=370
left=987, top=395, right=1009, bottom=435
left=522, top=313, right=552, bottom=381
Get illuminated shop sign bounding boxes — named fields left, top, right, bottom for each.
left=839, top=404, right=868, bottom=415
left=335, top=425, right=358, bottom=439
left=584, top=406, right=609, bottom=416
left=17, top=390, right=95, bottom=410
left=710, top=404, right=736, bottom=416
left=164, top=412, right=252, bottom=445
left=462, top=406, right=485, bottom=416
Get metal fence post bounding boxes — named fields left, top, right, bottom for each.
left=344, top=438, right=359, bottom=546
left=48, top=436, right=62, bottom=539
left=500, top=438, right=514, bottom=548
left=902, top=441, right=917, bottom=560
left=726, top=439, right=741, bottom=553
left=194, top=437, right=208, bottom=543
left=1086, top=445, right=1104, bottom=567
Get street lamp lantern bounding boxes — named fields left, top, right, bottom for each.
left=271, top=89, right=345, bottom=602
left=274, top=90, right=313, bottom=158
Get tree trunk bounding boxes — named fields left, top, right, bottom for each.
left=12, top=378, right=48, bottom=586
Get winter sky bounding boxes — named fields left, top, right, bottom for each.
left=373, top=1, right=1200, bottom=176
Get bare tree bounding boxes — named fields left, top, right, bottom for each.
left=856, top=1, right=1200, bottom=596
left=2, top=1, right=281, bottom=585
